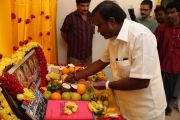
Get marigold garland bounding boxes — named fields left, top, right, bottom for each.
left=0, top=87, right=20, bottom=120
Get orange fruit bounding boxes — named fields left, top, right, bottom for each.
left=50, top=92, right=61, bottom=100
left=62, top=68, right=70, bottom=74
left=68, top=67, right=75, bottom=73
left=77, top=84, right=86, bottom=94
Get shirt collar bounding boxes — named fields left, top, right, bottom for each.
left=116, top=18, right=130, bottom=42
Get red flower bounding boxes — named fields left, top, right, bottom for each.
left=1, top=72, right=24, bottom=97
left=0, top=54, right=3, bottom=59
left=39, top=32, right=43, bottom=36
left=13, top=46, right=19, bottom=51
left=45, top=15, right=50, bottom=19
left=18, top=18, right=22, bottom=23
left=24, top=40, right=29, bottom=45
left=25, top=19, right=31, bottom=24
left=11, top=13, right=16, bottom=19
left=28, top=36, right=32, bottom=40
left=40, top=11, right=44, bottom=15
left=35, top=47, right=48, bottom=87
left=46, top=32, right=50, bottom=36
left=31, top=14, right=36, bottom=19
left=19, top=41, right=24, bottom=46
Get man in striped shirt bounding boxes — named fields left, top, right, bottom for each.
left=61, top=0, right=95, bottom=65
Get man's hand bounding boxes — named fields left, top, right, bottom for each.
left=93, top=77, right=106, bottom=90
left=64, top=74, right=75, bottom=83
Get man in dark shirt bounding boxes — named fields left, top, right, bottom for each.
left=155, top=1, right=180, bottom=115
left=61, top=0, right=95, bottom=65
left=154, top=6, right=166, bottom=24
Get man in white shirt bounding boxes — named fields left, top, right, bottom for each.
left=66, top=1, right=166, bottom=119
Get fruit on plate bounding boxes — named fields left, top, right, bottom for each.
left=77, top=84, right=86, bottom=94
left=88, top=101, right=107, bottom=115
left=88, top=92, right=109, bottom=115
left=81, top=93, right=90, bottom=101
left=62, top=92, right=71, bottom=100
left=71, top=92, right=81, bottom=100
left=46, top=72, right=61, bottom=81
left=62, top=68, right=70, bottom=74
left=68, top=67, right=75, bottom=73
left=50, top=92, right=61, bottom=100
left=64, top=101, right=78, bottom=115
left=43, top=91, right=52, bottom=99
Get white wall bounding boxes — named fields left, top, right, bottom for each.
left=56, top=0, right=155, bottom=64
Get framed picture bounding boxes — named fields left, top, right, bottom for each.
left=8, top=49, right=40, bottom=88
left=5, top=49, right=47, bottom=120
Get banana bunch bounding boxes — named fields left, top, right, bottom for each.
left=88, top=92, right=109, bottom=115
left=88, top=100, right=107, bottom=115
left=64, top=101, right=78, bottom=115
left=96, top=71, right=108, bottom=80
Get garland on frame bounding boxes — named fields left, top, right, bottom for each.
left=0, top=42, right=48, bottom=119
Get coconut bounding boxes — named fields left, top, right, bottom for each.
left=70, top=84, right=77, bottom=92
left=61, top=83, right=71, bottom=92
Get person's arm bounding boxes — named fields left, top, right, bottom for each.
left=61, top=31, right=67, bottom=43
left=61, top=14, right=72, bottom=43
left=93, top=77, right=150, bottom=90
left=65, top=59, right=109, bottom=82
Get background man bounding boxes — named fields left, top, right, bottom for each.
left=154, top=6, right=166, bottom=24
left=136, top=0, right=158, bottom=32
left=61, top=0, right=95, bottom=65
left=155, top=1, right=180, bottom=115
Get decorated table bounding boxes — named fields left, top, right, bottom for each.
left=0, top=42, right=124, bottom=120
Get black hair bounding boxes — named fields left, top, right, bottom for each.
left=76, top=0, right=91, bottom=5
left=141, top=0, right=153, bottom=9
left=166, top=1, right=180, bottom=12
left=154, top=6, right=165, bottom=13
left=92, top=0, right=127, bottom=24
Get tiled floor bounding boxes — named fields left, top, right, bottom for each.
left=165, top=107, right=180, bottom=120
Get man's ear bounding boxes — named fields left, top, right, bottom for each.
left=107, top=17, right=116, bottom=29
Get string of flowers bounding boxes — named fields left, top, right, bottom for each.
left=35, top=47, right=48, bottom=87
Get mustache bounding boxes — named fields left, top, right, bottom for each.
left=141, top=13, right=146, bottom=16
left=83, top=10, right=88, bottom=12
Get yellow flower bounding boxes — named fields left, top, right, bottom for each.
left=17, top=88, right=35, bottom=102
left=0, top=87, right=19, bottom=120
